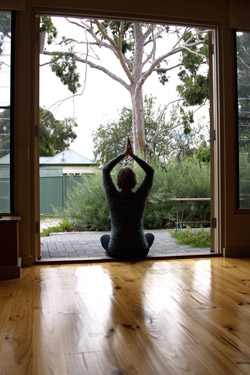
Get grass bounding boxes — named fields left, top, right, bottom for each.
left=40, top=219, right=71, bottom=237
left=170, top=226, right=211, bottom=248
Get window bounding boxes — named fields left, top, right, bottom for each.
left=235, top=31, right=250, bottom=208
left=0, top=11, right=13, bottom=213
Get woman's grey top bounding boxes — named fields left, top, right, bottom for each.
left=102, top=154, right=154, bottom=256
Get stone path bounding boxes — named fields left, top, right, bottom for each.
left=40, top=229, right=211, bottom=259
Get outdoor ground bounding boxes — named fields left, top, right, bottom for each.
left=40, top=218, right=211, bottom=259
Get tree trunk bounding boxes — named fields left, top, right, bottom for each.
left=131, top=23, right=147, bottom=156
left=131, top=90, right=146, bottom=156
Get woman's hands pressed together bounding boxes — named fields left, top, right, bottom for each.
left=123, top=137, right=135, bottom=158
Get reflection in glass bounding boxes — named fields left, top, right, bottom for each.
left=236, top=31, right=250, bottom=208
left=0, top=109, right=10, bottom=212
left=0, top=11, right=11, bottom=213
left=0, top=12, right=11, bottom=107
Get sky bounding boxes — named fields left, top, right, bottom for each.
left=39, top=17, right=209, bottom=160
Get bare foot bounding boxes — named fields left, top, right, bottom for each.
left=105, top=251, right=108, bottom=257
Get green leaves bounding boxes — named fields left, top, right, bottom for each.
left=196, top=143, right=210, bottom=163
left=92, top=107, right=133, bottom=166
left=97, top=20, right=134, bottom=54
left=170, top=226, right=211, bottom=248
left=50, top=48, right=81, bottom=94
left=177, top=74, right=209, bottom=106
left=39, top=107, right=78, bottom=156
left=40, top=16, right=58, bottom=45
left=177, top=30, right=209, bottom=106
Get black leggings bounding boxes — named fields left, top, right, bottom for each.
left=100, top=233, right=154, bottom=258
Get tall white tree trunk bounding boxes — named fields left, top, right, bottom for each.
left=131, top=23, right=146, bottom=155
left=131, top=89, right=146, bottom=155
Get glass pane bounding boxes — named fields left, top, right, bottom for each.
left=0, top=108, right=10, bottom=212
left=0, top=11, right=11, bottom=213
left=236, top=31, right=250, bottom=208
left=0, top=12, right=11, bottom=106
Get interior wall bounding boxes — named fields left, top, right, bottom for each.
left=8, top=0, right=250, bottom=264
left=29, top=0, right=226, bottom=23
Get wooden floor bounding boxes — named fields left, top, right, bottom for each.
left=1, top=257, right=250, bottom=374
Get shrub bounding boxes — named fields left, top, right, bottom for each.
left=58, top=172, right=110, bottom=231
left=170, top=226, right=211, bottom=248
left=136, top=159, right=175, bottom=229
left=58, top=155, right=210, bottom=231
left=143, top=156, right=210, bottom=228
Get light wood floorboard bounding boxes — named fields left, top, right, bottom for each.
left=0, top=257, right=250, bottom=374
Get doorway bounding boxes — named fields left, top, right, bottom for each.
left=36, top=15, right=219, bottom=260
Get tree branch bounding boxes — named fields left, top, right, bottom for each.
left=65, top=18, right=86, bottom=31
left=150, top=102, right=208, bottom=150
left=43, top=50, right=131, bottom=91
left=94, top=19, right=133, bottom=83
left=238, top=55, right=250, bottom=70
left=135, top=36, right=208, bottom=95
left=155, top=62, right=183, bottom=73
left=67, top=18, right=117, bottom=58
left=150, top=99, right=184, bottom=145
left=181, top=45, right=208, bottom=61
left=39, top=61, right=51, bottom=67
left=184, top=28, right=210, bottom=44
left=142, top=24, right=155, bottom=42
left=142, top=27, right=157, bottom=67
left=143, top=28, right=167, bottom=48
left=171, top=27, right=189, bottom=50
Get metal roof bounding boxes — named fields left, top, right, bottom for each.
left=0, top=150, right=95, bottom=166
left=39, top=149, right=94, bottom=165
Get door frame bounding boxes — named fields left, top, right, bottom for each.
left=32, top=11, right=222, bottom=259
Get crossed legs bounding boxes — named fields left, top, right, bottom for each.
left=100, top=233, right=155, bottom=257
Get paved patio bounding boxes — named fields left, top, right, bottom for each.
left=40, top=229, right=211, bottom=259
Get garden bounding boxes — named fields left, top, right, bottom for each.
left=40, top=150, right=211, bottom=249
left=38, top=17, right=212, bottom=250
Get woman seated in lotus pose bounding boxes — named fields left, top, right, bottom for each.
left=100, top=137, right=155, bottom=258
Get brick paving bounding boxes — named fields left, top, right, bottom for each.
left=40, top=229, right=211, bottom=259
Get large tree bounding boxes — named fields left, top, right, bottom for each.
left=0, top=107, right=78, bottom=158
left=41, top=17, right=209, bottom=156
left=39, top=107, right=78, bottom=156
left=93, top=95, right=209, bottom=166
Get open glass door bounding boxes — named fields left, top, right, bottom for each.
left=36, top=15, right=219, bottom=260
left=236, top=31, right=250, bottom=210
left=33, top=15, right=41, bottom=260
left=209, top=30, right=219, bottom=253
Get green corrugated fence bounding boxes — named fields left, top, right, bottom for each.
left=0, top=175, right=86, bottom=214
left=0, top=168, right=10, bottom=212
left=40, top=175, right=83, bottom=215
